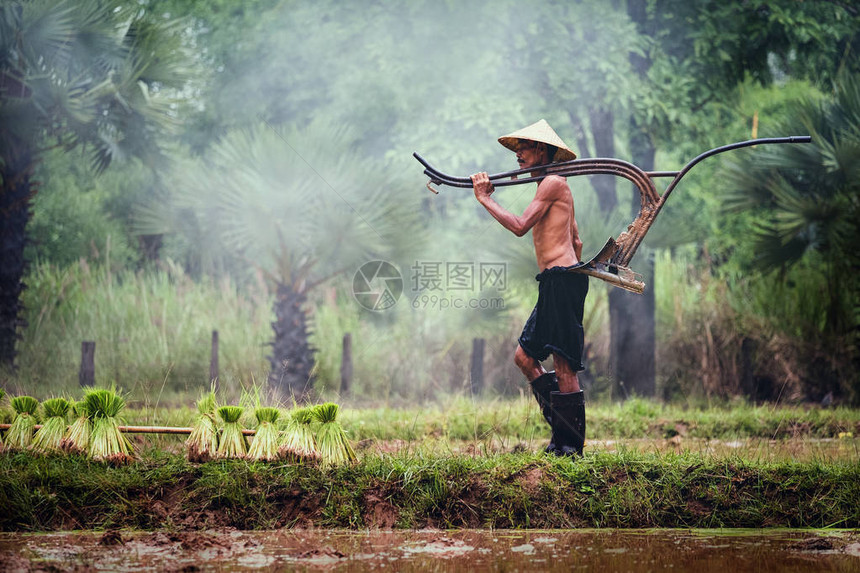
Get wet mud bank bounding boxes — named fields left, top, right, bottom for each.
left=1, top=529, right=859, bottom=572
left=1, top=451, right=858, bottom=531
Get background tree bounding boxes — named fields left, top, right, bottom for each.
left=139, top=122, right=421, bottom=397
left=723, top=72, right=860, bottom=401
left=606, top=0, right=860, bottom=398
left=0, top=0, right=192, bottom=367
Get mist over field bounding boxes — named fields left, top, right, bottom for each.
left=1, top=0, right=858, bottom=406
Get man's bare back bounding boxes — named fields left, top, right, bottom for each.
left=531, top=175, right=581, bottom=271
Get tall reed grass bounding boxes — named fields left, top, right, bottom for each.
left=4, top=259, right=272, bottom=402
left=4, top=247, right=853, bottom=406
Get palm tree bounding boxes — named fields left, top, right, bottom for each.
left=724, top=73, right=860, bottom=337
left=0, top=0, right=193, bottom=367
left=139, top=121, right=421, bottom=398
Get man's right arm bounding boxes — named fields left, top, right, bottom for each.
left=472, top=172, right=554, bottom=237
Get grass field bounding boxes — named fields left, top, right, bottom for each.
left=1, top=397, right=858, bottom=532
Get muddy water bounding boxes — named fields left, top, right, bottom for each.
left=1, top=529, right=858, bottom=572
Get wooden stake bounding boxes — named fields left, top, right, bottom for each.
left=210, top=330, right=219, bottom=391
left=470, top=338, right=485, bottom=395
left=340, top=333, right=352, bottom=396
left=79, top=341, right=95, bottom=387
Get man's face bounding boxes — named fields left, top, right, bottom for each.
left=515, top=140, right=545, bottom=169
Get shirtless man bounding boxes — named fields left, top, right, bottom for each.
left=471, top=119, right=588, bottom=456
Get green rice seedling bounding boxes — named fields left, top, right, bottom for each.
left=61, top=400, right=92, bottom=455
left=186, top=391, right=218, bottom=462
left=313, top=403, right=356, bottom=467
left=85, top=388, right=136, bottom=465
left=7, top=396, right=40, bottom=451
left=31, top=398, right=71, bottom=454
left=216, top=405, right=248, bottom=458
left=278, top=407, right=319, bottom=464
left=247, top=407, right=280, bottom=461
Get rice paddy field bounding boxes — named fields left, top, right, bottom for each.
left=1, top=395, right=859, bottom=570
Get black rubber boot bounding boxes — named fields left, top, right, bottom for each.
left=549, top=390, right=586, bottom=457
left=530, top=371, right=559, bottom=454
left=529, top=371, right=558, bottom=425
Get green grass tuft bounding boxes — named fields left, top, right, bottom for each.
left=279, top=407, right=319, bottom=463
left=84, top=388, right=134, bottom=464
left=61, top=401, right=92, bottom=455
left=41, top=397, right=70, bottom=420
left=84, top=388, right=125, bottom=419
left=247, top=407, right=280, bottom=462
left=31, top=398, right=71, bottom=454
left=186, top=392, right=219, bottom=463
left=216, top=406, right=247, bottom=458
left=254, top=407, right=280, bottom=425
left=217, top=406, right=243, bottom=424
left=313, top=403, right=355, bottom=468
left=11, top=396, right=39, bottom=416
left=7, top=396, right=40, bottom=450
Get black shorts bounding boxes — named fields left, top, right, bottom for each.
left=518, top=265, right=589, bottom=370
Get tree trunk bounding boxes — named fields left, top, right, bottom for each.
left=588, top=106, right=617, bottom=213
left=606, top=0, right=657, bottom=399
left=0, top=142, right=34, bottom=368
left=609, top=122, right=656, bottom=398
left=267, top=282, right=315, bottom=399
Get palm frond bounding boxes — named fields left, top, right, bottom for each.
left=149, top=119, right=421, bottom=285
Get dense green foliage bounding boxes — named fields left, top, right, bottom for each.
left=2, top=0, right=859, bottom=403
left=0, top=0, right=195, bottom=366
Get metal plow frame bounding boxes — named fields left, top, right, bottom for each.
left=415, top=136, right=811, bottom=293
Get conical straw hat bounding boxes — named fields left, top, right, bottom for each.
left=498, top=119, right=577, bottom=161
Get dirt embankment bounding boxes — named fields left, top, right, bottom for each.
left=2, top=451, right=859, bottom=532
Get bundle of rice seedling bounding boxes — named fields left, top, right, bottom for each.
left=85, top=388, right=136, bottom=464
left=31, top=397, right=71, bottom=454
left=6, top=396, right=40, bottom=451
left=278, top=407, right=319, bottom=463
left=312, top=403, right=356, bottom=467
left=216, top=405, right=248, bottom=458
left=247, top=407, right=280, bottom=461
left=61, top=400, right=92, bottom=455
left=186, top=392, right=218, bottom=462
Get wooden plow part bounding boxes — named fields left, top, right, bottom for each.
left=415, top=136, right=812, bottom=293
